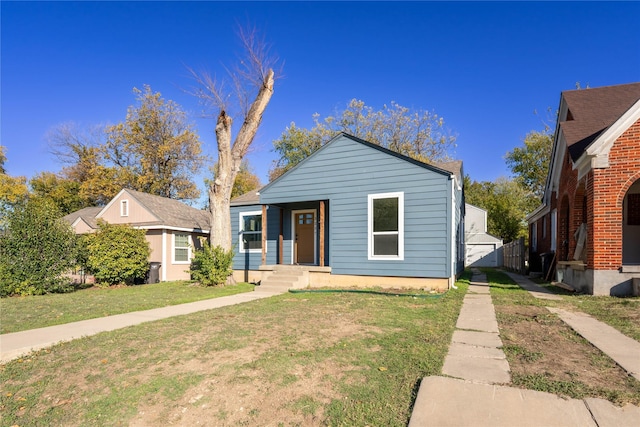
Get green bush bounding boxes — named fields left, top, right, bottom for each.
left=86, top=222, right=150, bottom=286
left=190, top=239, right=234, bottom=286
left=0, top=198, right=76, bottom=296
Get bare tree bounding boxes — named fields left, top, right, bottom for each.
left=190, top=27, right=278, bottom=250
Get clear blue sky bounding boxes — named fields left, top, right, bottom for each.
left=2, top=1, right=639, bottom=202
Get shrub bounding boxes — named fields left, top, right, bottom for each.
left=86, top=222, right=150, bottom=286
left=190, top=239, right=234, bottom=286
left=0, top=198, right=76, bottom=296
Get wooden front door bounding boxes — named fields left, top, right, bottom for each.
left=294, top=211, right=315, bottom=264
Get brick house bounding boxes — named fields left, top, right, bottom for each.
left=527, top=82, right=640, bottom=295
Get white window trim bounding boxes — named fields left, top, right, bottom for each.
left=368, top=192, right=404, bottom=260
left=120, top=199, right=129, bottom=217
left=239, top=210, right=264, bottom=254
left=172, top=232, right=191, bottom=264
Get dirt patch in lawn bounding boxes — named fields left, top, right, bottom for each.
left=4, top=294, right=407, bottom=427
left=495, top=304, right=640, bottom=405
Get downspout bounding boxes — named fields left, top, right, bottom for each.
left=450, top=176, right=458, bottom=289
left=162, top=229, right=167, bottom=281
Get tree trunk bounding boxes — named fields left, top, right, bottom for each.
left=209, top=69, right=274, bottom=251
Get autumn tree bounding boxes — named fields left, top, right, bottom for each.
left=269, top=99, right=456, bottom=180
left=0, top=146, right=29, bottom=216
left=105, top=85, right=206, bottom=201
left=207, top=160, right=262, bottom=202
left=505, top=129, right=553, bottom=199
left=29, top=172, right=85, bottom=215
left=190, top=27, right=278, bottom=250
left=47, top=122, right=116, bottom=206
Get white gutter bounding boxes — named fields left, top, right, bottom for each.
left=450, top=177, right=458, bottom=290
left=162, top=229, right=167, bottom=281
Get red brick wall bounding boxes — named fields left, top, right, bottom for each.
left=590, top=118, right=640, bottom=269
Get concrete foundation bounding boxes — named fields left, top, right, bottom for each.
left=556, top=262, right=638, bottom=296
left=232, top=266, right=450, bottom=291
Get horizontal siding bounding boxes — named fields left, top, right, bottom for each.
left=261, top=136, right=452, bottom=278
left=229, top=136, right=460, bottom=278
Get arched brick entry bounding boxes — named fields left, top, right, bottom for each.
left=622, top=178, right=640, bottom=265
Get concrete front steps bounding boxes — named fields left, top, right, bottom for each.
left=255, top=265, right=310, bottom=293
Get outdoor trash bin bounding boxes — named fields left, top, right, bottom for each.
left=147, top=262, right=161, bottom=284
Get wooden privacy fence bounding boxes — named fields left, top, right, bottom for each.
left=503, top=237, right=526, bottom=274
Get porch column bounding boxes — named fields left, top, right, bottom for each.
left=261, top=205, right=267, bottom=266
left=278, top=208, right=284, bottom=264
left=319, top=200, right=325, bottom=267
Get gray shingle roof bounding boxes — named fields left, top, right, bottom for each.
left=124, top=189, right=210, bottom=230
left=64, top=190, right=210, bottom=231
left=230, top=189, right=261, bottom=206
left=63, top=206, right=102, bottom=229
left=561, top=82, right=640, bottom=160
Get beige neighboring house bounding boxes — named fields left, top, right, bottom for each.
left=64, top=189, right=210, bottom=281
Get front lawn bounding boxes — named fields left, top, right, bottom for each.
left=0, top=275, right=469, bottom=427
left=0, top=281, right=254, bottom=334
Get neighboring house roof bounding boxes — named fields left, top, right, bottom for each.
left=65, top=189, right=210, bottom=232
left=561, top=82, right=640, bottom=161
left=107, top=189, right=210, bottom=231
left=63, top=206, right=102, bottom=229
left=530, top=82, right=640, bottom=222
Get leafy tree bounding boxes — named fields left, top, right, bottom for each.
left=104, top=85, right=206, bottom=202
left=232, top=160, right=262, bottom=198
left=47, top=123, right=117, bottom=206
left=269, top=99, right=456, bottom=180
left=206, top=160, right=262, bottom=201
left=465, top=176, right=538, bottom=243
left=0, top=198, right=76, bottom=296
left=0, top=146, right=29, bottom=211
left=29, top=172, right=85, bottom=215
left=0, top=145, right=6, bottom=174
left=190, top=27, right=278, bottom=252
left=505, top=130, right=553, bottom=199
left=86, top=222, right=151, bottom=286
left=190, top=239, right=235, bottom=286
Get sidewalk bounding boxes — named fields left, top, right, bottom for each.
left=503, top=270, right=640, bottom=381
left=409, top=270, right=640, bottom=427
left=0, top=288, right=283, bottom=364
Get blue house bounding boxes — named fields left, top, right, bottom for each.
left=230, top=133, right=465, bottom=291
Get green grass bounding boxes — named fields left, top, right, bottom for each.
left=0, top=281, right=254, bottom=334
left=484, top=268, right=640, bottom=341
left=0, top=273, right=470, bottom=427
left=550, top=295, right=640, bottom=342
left=511, top=373, right=640, bottom=406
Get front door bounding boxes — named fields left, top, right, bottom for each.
left=294, top=211, right=316, bottom=264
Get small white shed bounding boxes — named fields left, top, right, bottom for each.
left=465, top=204, right=503, bottom=267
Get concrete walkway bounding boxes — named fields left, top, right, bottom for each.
left=503, top=270, right=640, bottom=381
left=0, top=288, right=283, bottom=363
left=441, top=270, right=510, bottom=384
left=409, top=270, right=640, bottom=427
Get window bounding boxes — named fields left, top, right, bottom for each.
left=240, top=211, right=262, bottom=253
left=120, top=200, right=129, bottom=217
left=368, top=192, right=404, bottom=260
left=174, top=233, right=190, bottom=263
